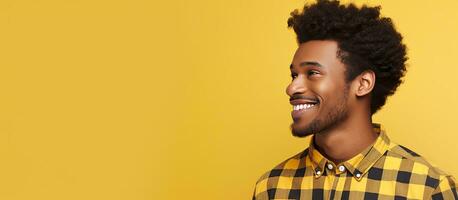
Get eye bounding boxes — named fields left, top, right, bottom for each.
left=307, top=70, right=319, bottom=76
left=291, top=73, right=298, bottom=79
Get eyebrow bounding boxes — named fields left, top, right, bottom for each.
left=289, top=61, right=323, bottom=69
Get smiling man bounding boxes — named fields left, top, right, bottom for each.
left=252, top=0, right=457, bottom=199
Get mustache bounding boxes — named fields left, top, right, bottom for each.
left=289, top=94, right=319, bottom=102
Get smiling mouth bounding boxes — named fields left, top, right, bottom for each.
left=291, top=102, right=319, bottom=121
left=293, top=103, right=317, bottom=111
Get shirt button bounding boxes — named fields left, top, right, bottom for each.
left=316, top=170, right=321, bottom=175
left=327, top=164, right=333, bottom=170
left=338, top=165, right=345, bottom=172
left=356, top=173, right=361, bottom=178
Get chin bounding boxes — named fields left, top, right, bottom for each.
left=291, top=121, right=316, bottom=138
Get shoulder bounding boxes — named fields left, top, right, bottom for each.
left=386, top=142, right=450, bottom=178
left=255, top=148, right=308, bottom=183
left=385, top=142, right=457, bottom=197
left=252, top=148, right=309, bottom=197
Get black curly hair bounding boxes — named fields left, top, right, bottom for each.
left=287, top=0, right=408, bottom=114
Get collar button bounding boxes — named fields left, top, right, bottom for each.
left=338, top=165, right=346, bottom=172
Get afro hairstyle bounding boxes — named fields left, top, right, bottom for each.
left=287, top=0, right=408, bottom=114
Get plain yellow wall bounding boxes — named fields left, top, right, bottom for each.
left=0, top=0, right=457, bottom=199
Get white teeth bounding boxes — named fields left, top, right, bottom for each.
left=293, top=104, right=316, bottom=111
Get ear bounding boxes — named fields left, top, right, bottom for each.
left=353, top=70, right=375, bottom=97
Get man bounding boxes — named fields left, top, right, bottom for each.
left=252, top=0, right=458, bottom=199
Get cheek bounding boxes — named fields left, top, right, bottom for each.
left=314, top=82, right=328, bottom=93
left=313, top=80, right=336, bottom=98
left=306, top=72, right=347, bottom=99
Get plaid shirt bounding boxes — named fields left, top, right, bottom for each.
left=253, top=124, right=458, bottom=199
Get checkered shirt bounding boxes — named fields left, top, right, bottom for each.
left=253, top=124, right=458, bottom=199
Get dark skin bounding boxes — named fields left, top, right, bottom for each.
left=286, top=40, right=379, bottom=164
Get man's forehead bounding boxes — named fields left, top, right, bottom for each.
left=293, top=40, right=339, bottom=58
left=290, top=41, right=341, bottom=69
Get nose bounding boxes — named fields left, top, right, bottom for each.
left=286, top=75, right=307, bottom=97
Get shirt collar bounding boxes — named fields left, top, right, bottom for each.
left=307, top=123, right=390, bottom=180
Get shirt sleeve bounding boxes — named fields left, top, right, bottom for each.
left=431, top=175, right=458, bottom=200
left=252, top=170, right=272, bottom=200
left=252, top=180, right=263, bottom=200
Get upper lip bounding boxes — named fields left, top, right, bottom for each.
left=290, top=99, right=319, bottom=106
left=289, top=99, right=318, bottom=106
left=289, top=95, right=319, bottom=106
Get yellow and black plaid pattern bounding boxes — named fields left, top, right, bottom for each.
left=253, top=124, right=458, bottom=199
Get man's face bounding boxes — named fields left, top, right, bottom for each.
left=286, top=40, right=351, bottom=137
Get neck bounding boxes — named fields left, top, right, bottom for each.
left=313, top=110, right=378, bottom=164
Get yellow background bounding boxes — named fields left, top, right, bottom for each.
left=0, top=0, right=457, bottom=199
